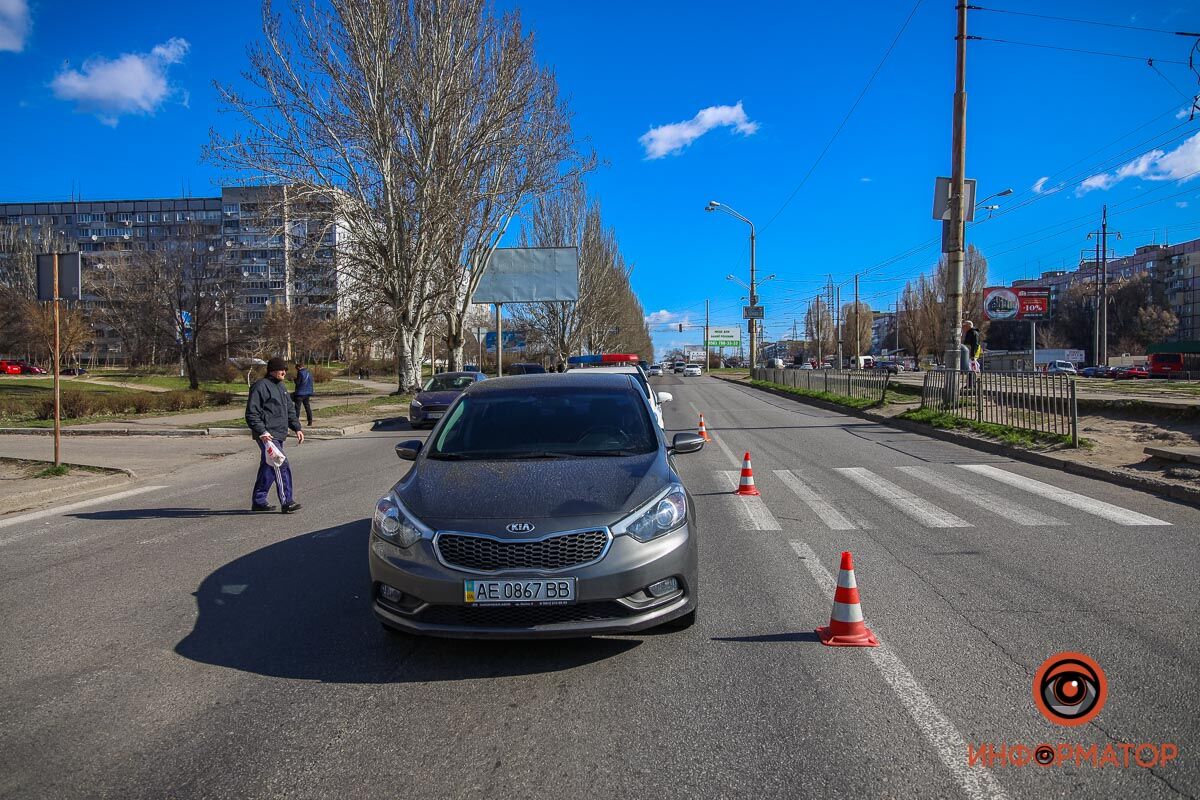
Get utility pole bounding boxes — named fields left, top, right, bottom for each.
left=52, top=253, right=62, bottom=467
left=853, top=273, right=860, bottom=365
left=1093, top=235, right=1101, bottom=366
left=943, top=0, right=970, bottom=371
left=835, top=285, right=843, bottom=368
left=1099, top=205, right=1121, bottom=366
left=749, top=224, right=758, bottom=368
left=704, top=299, right=710, bottom=369
left=894, top=301, right=901, bottom=356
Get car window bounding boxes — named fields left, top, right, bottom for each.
left=430, top=387, right=657, bottom=458
left=423, top=375, right=475, bottom=391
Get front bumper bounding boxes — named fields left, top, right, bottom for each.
left=369, top=523, right=697, bottom=639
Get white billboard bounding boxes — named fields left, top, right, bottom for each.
left=707, top=326, right=741, bottom=347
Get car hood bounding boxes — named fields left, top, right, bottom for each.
left=413, top=390, right=462, bottom=406
left=396, top=451, right=667, bottom=534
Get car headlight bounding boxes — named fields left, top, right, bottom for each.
left=612, top=484, right=687, bottom=543
left=411, top=398, right=422, bottom=407
left=372, top=493, right=427, bottom=548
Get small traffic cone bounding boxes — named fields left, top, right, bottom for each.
left=698, top=414, right=712, bottom=442
left=816, top=551, right=879, bottom=647
left=735, top=452, right=760, bottom=496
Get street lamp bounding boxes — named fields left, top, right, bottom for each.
left=975, top=187, right=1012, bottom=209
left=706, top=201, right=760, bottom=367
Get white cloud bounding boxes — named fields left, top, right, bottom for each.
left=0, top=0, right=30, bottom=52
left=1178, top=201, right=1189, bottom=208
left=1177, top=106, right=1192, bottom=121
left=645, top=309, right=693, bottom=329
left=1077, top=132, right=1200, bottom=195
left=639, top=101, right=758, bottom=159
left=50, top=37, right=190, bottom=126
left=859, top=177, right=873, bottom=183
left=1032, top=176, right=1049, bottom=193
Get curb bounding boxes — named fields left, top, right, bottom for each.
left=0, top=427, right=206, bottom=437
left=205, top=427, right=349, bottom=437
left=720, top=377, right=1200, bottom=509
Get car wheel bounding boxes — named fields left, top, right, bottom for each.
left=658, top=608, right=696, bottom=631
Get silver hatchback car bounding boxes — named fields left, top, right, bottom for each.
left=370, top=373, right=704, bottom=638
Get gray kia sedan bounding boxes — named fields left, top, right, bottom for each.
left=370, top=373, right=704, bottom=638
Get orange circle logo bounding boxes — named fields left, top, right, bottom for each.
left=1033, top=652, right=1107, bottom=727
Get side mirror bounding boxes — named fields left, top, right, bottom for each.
left=395, top=440, right=423, bottom=461
left=657, top=391, right=673, bottom=404
left=670, top=432, right=705, bottom=455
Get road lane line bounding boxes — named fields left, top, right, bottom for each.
left=789, top=541, right=1011, bottom=800
left=774, top=469, right=857, bottom=530
left=719, top=471, right=782, bottom=530
left=958, top=464, right=1170, bottom=526
left=836, top=468, right=972, bottom=528
left=0, top=485, right=168, bottom=542
left=897, top=466, right=1065, bottom=527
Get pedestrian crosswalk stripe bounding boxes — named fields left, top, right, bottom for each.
left=719, top=471, right=782, bottom=530
left=897, top=466, right=1065, bottom=527
left=958, top=464, right=1170, bottom=526
left=774, top=469, right=857, bottom=530
left=835, top=468, right=972, bottom=528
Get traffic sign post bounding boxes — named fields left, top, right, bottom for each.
left=742, top=306, right=764, bottom=320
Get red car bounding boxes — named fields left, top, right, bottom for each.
left=18, top=362, right=47, bottom=375
left=1113, top=366, right=1149, bottom=379
left=0, top=360, right=23, bottom=375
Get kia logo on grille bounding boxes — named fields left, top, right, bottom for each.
left=506, top=522, right=535, bottom=533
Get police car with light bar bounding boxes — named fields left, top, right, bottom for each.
left=564, top=354, right=671, bottom=430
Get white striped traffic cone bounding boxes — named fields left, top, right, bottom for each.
left=698, top=414, right=712, bottom=442
left=816, top=551, right=879, bottom=647
left=735, top=452, right=760, bottom=496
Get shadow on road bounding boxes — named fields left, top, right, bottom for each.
left=174, top=518, right=637, bottom=683
left=72, top=508, right=262, bottom=520
left=712, top=632, right=822, bottom=644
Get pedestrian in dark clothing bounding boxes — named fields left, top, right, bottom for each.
left=246, top=357, right=304, bottom=513
left=293, top=361, right=314, bottom=427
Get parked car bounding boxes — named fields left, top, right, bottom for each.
left=1149, top=352, right=1184, bottom=376
left=1113, top=365, right=1150, bottom=379
left=1079, top=365, right=1106, bottom=378
left=373, top=373, right=703, bottom=638
left=647, top=364, right=663, bottom=377
left=875, top=361, right=901, bottom=374
left=504, top=363, right=546, bottom=375
left=564, top=363, right=671, bottom=430
left=18, top=362, right=47, bottom=375
left=683, top=364, right=702, bottom=377
left=60, top=367, right=89, bottom=376
left=1045, top=360, right=1077, bottom=376
left=410, top=371, right=487, bottom=428
left=799, top=363, right=814, bottom=370
left=0, top=360, right=22, bottom=375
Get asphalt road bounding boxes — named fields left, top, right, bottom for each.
left=1, top=374, right=1197, bottom=799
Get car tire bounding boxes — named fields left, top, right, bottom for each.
left=658, top=608, right=696, bottom=631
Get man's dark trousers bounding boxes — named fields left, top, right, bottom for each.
left=253, top=437, right=293, bottom=506
left=293, top=394, right=313, bottom=426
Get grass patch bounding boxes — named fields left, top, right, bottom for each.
left=750, top=380, right=879, bottom=410
left=0, top=383, right=234, bottom=427
left=99, top=373, right=369, bottom=396
left=190, top=395, right=409, bottom=429
left=33, top=464, right=71, bottom=478
left=897, top=406, right=1089, bottom=449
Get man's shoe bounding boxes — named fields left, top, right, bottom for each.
left=281, top=502, right=302, bottom=514
left=252, top=503, right=276, bottom=512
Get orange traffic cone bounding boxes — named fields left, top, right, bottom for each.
left=816, top=551, right=879, bottom=647
left=698, top=414, right=712, bottom=442
left=735, top=452, right=760, bottom=496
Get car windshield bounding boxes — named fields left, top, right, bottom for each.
left=428, top=387, right=657, bottom=459
left=423, top=374, right=476, bottom=392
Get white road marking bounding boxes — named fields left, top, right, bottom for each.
left=0, top=485, right=168, bottom=543
left=719, top=471, right=782, bottom=530
left=836, top=468, right=972, bottom=528
left=897, top=466, right=1065, bottom=527
left=774, top=469, right=857, bottom=530
left=958, top=464, right=1170, bottom=526
left=788, top=541, right=1011, bottom=800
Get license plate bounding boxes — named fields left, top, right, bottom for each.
left=427, top=412, right=443, bottom=419
left=464, top=578, right=576, bottom=605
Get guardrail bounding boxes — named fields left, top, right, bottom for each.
left=752, top=368, right=890, bottom=404
left=920, top=369, right=1079, bottom=447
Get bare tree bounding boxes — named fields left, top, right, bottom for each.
left=805, top=298, right=834, bottom=363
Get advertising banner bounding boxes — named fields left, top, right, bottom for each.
left=706, top=326, right=741, bottom=347
left=983, top=286, right=1050, bottom=321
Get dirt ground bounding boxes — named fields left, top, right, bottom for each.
left=1075, top=413, right=1200, bottom=485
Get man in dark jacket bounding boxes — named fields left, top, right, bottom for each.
left=246, top=357, right=304, bottom=513
left=293, top=361, right=315, bottom=426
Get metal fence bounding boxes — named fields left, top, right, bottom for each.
left=920, top=369, right=1079, bottom=446
left=752, top=368, right=890, bottom=404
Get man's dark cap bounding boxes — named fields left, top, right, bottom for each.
left=266, top=357, right=287, bottom=373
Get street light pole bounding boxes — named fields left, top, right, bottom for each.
left=706, top=201, right=759, bottom=368
left=943, top=0, right=969, bottom=371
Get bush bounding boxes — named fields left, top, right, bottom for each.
left=0, top=398, right=29, bottom=419
left=159, top=389, right=207, bottom=412
left=200, top=360, right=243, bottom=384
left=129, top=394, right=156, bottom=414
left=59, top=390, right=99, bottom=419
left=310, top=365, right=333, bottom=384
left=209, top=391, right=234, bottom=406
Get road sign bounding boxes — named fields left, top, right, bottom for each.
left=484, top=331, right=526, bottom=352
left=742, top=306, right=764, bottom=320
left=932, top=177, right=977, bottom=222
left=685, top=350, right=705, bottom=359
left=36, top=252, right=81, bottom=301
left=474, top=247, right=579, bottom=303
left=706, top=325, right=741, bottom=347
left=983, top=286, right=1051, bottom=321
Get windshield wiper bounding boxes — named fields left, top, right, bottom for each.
left=425, top=452, right=469, bottom=460
left=502, top=451, right=580, bottom=459
left=569, top=449, right=641, bottom=457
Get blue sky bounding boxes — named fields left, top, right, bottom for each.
left=2, top=1, right=1198, bottom=359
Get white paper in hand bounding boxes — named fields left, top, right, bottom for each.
left=264, top=440, right=287, bottom=467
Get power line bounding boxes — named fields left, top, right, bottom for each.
left=969, top=6, right=1200, bottom=38
left=758, top=0, right=924, bottom=234
left=969, top=35, right=1190, bottom=66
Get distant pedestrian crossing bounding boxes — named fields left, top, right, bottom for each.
left=699, top=463, right=1171, bottom=531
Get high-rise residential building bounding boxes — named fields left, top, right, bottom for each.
left=0, top=186, right=340, bottom=362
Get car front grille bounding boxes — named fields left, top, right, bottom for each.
left=435, top=529, right=610, bottom=573
left=417, top=601, right=634, bottom=628
left=421, top=405, right=448, bottom=413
